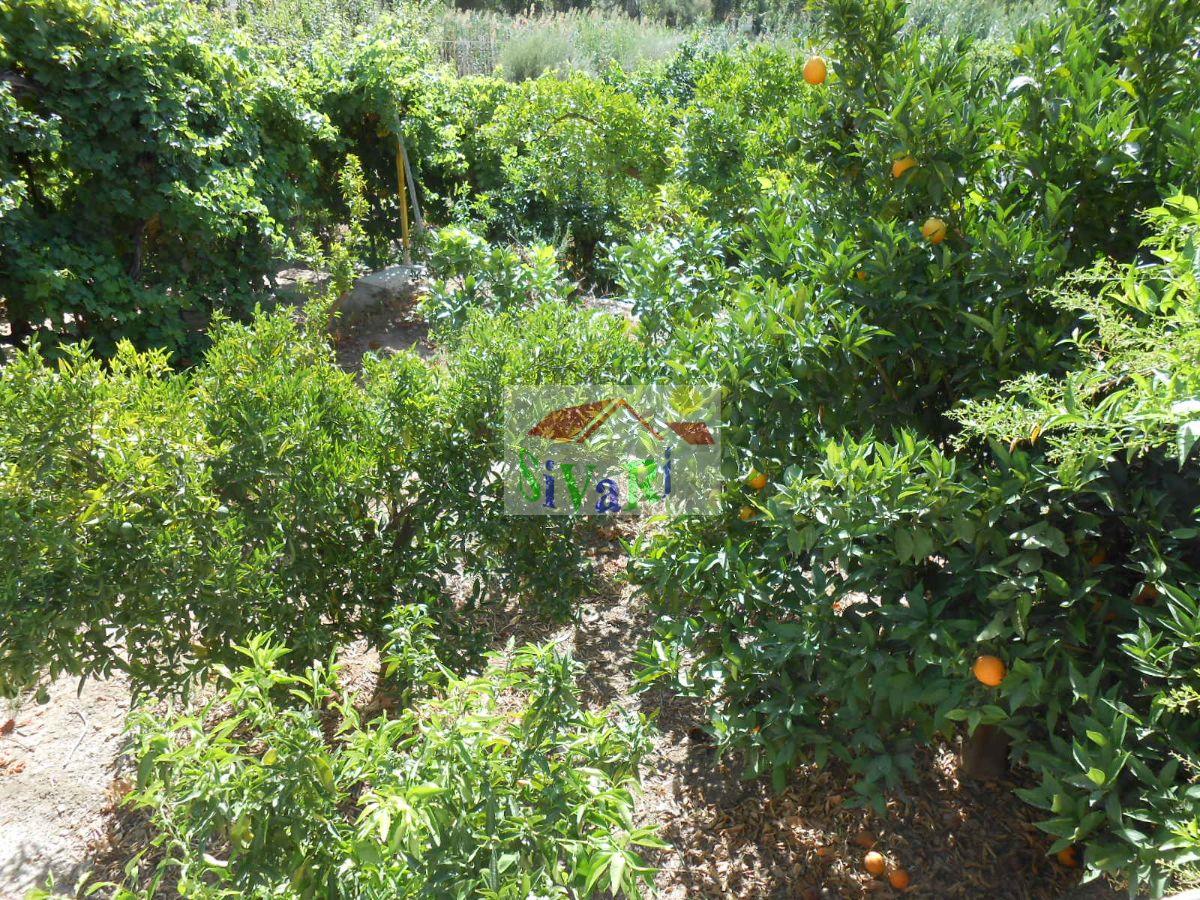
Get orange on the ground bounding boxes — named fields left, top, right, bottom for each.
left=889, top=868, right=911, bottom=890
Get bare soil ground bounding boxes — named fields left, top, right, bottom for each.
left=0, top=675, right=130, bottom=898
left=0, top=283, right=1127, bottom=900
left=329, top=293, right=433, bottom=373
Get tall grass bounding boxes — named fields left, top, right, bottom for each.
left=434, top=7, right=695, bottom=77
left=193, top=0, right=406, bottom=56
left=901, top=0, right=1054, bottom=41
left=196, top=0, right=1053, bottom=79
left=750, top=0, right=1050, bottom=44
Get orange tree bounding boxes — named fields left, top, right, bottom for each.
left=0, top=309, right=422, bottom=693
left=475, top=72, right=674, bottom=265
left=628, top=0, right=1200, bottom=892
left=0, top=258, right=641, bottom=696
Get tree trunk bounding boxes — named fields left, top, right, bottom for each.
left=960, top=724, right=1011, bottom=781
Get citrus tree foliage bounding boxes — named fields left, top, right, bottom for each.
left=633, top=196, right=1200, bottom=897
left=5, top=0, right=1200, bottom=893
left=409, top=296, right=644, bottom=613
left=951, top=197, right=1200, bottom=473
left=420, top=225, right=574, bottom=331
left=120, top=627, right=660, bottom=898
left=0, top=311, right=422, bottom=693
left=623, top=0, right=1200, bottom=893
left=307, top=23, right=466, bottom=262
left=477, top=72, right=674, bottom=257
left=0, top=289, right=637, bottom=694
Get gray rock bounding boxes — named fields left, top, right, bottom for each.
left=337, top=265, right=426, bottom=319
left=272, top=267, right=331, bottom=303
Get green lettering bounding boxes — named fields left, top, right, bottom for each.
left=560, top=462, right=597, bottom=511
left=626, top=458, right=660, bottom=510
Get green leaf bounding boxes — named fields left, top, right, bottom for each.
left=609, top=852, right=627, bottom=894
left=976, top=610, right=1008, bottom=642
left=1177, top=420, right=1200, bottom=465
left=1013, top=522, right=1067, bottom=557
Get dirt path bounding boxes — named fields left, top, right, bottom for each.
left=0, top=675, right=130, bottom=898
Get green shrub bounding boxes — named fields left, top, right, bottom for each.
left=626, top=1, right=1200, bottom=893
left=421, top=225, right=575, bottom=332
left=634, top=198, right=1200, bottom=895
left=604, top=217, right=730, bottom=346
left=7, top=0, right=1200, bottom=894
left=119, top=627, right=661, bottom=898
left=0, top=0, right=332, bottom=356
left=203, top=0, right=393, bottom=58
left=399, top=299, right=645, bottom=613
left=478, top=72, right=673, bottom=258
left=0, top=307, right=429, bottom=694
left=308, top=24, right=464, bottom=263
left=0, top=279, right=645, bottom=696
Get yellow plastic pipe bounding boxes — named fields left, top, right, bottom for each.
left=395, top=134, right=410, bottom=265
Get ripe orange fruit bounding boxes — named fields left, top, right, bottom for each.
left=921, top=217, right=948, bottom=244
left=747, top=470, right=768, bottom=491
left=864, top=851, right=886, bottom=876
left=891, top=156, right=918, bottom=179
left=1056, top=846, right=1080, bottom=868
left=856, top=269, right=868, bottom=281
left=853, top=830, right=876, bottom=849
left=1089, top=548, right=1108, bottom=567
left=972, top=655, right=1006, bottom=687
left=889, top=868, right=911, bottom=890
left=739, top=505, right=755, bottom=521
left=1135, top=584, right=1158, bottom=605
left=803, top=56, right=828, bottom=85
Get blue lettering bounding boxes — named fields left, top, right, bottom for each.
left=544, top=460, right=556, bottom=509
left=594, top=477, right=621, bottom=514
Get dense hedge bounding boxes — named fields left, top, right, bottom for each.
left=0, top=0, right=335, bottom=355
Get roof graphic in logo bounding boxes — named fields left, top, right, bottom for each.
left=527, top=398, right=714, bottom=445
